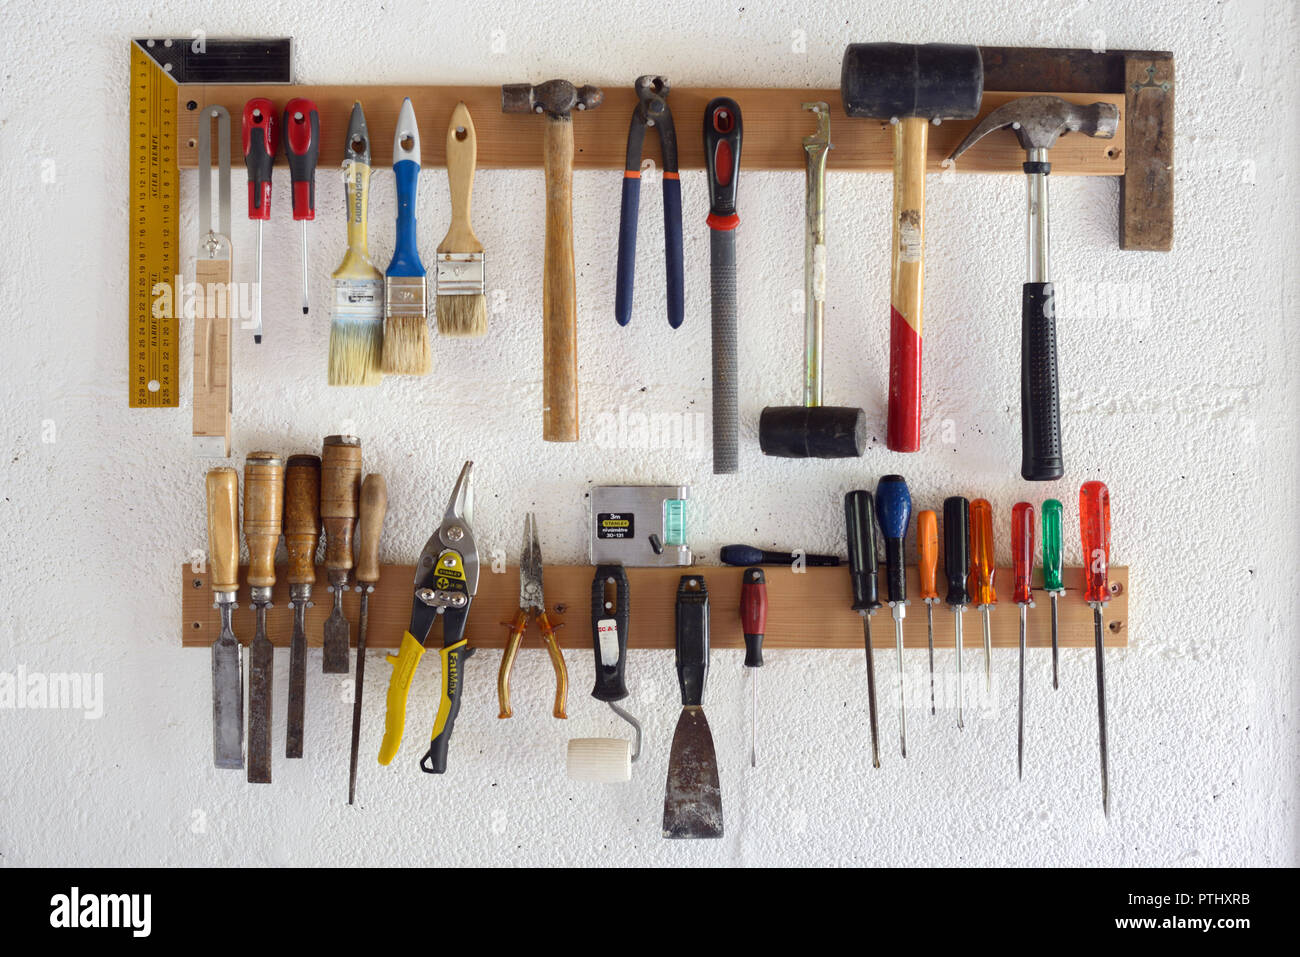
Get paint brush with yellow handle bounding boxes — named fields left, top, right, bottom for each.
left=328, top=102, right=384, bottom=385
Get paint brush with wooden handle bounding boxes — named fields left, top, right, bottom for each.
left=435, top=102, right=487, bottom=336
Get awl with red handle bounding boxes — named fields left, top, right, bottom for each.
left=242, top=99, right=278, bottom=343
left=739, top=568, right=766, bottom=767
left=283, top=98, right=320, bottom=316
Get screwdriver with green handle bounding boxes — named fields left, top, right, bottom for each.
left=1080, top=480, right=1112, bottom=816
left=1011, top=502, right=1035, bottom=779
left=1041, top=499, right=1065, bottom=689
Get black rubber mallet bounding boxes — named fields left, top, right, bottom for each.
left=759, top=103, right=866, bottom=459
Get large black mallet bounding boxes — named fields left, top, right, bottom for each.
left=840, top=42, right=983, bottom=453
left=759, top=103, right=866, bottom=459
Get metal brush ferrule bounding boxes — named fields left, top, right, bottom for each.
left=435, top=253, right=485, bottom=295
left=384, top=275, right=427, bottom=316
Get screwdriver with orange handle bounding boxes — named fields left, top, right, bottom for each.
left=916, top=510, right=939, bottom=716
left=1080, top=480, right=1112, bottom=816
left=1011, top=502, right=1035, bottom=779
left=968, top=498, right=997, bottom=694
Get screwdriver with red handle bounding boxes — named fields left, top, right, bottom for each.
left=739, top=568, right=767, bottom=767
left=242, top=99, right=278, bottom=343
left=917, top=509, right=939, bottom=716
left=1080, top=480, right=1112, bottom=816
left=968, top=498, right=997, bottom=694
left=283, top=98, right=320, bottom=316
left=1011, top=502, right=1035, bottom=779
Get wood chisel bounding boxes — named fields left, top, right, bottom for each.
left=329, top=102, right=385, bottom=386
left=663, top=574, right=723, bottom=839
left=193, top=105, right=233, bottom=457
left=206, top=467, right=243, bottom=769
left=703, top=97, right=742, bottom=474
left=283, top=454, right=321, bottom=759
left=321, top=435, right=361, bottom=674
left=283, top=98, right=320, bottom=315
left=1080, top=480, right=1113, bottom=816
left=244, top=452, right=284, bottom=784
left=349, top=473, right=387, bottom=805
left=241, top=99, right=277, bottom=344
left=1011, top=502, right=1036, bottom=779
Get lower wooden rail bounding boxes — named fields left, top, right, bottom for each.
left=180, top=564, right=1129, bottom=650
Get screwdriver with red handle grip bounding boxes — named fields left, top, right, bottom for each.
left=283, top=98, right=320, bottom=316
left=242, top=98, right=278, bottom=343
left=1080, top=480, right=1112, bottom=816
left=739, top=568, right=767, bottom=767
left=968, top=498, right=996, bottom=694
left=1011, top=502, right=1035, bottom=779
left=917, top=509, right=939, bottom=716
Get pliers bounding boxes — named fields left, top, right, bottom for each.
left=615, top=75, right=684, bottom=329
left=378, top=460, right=478, bottom=774
left=498, top=513, right=568, bottom=718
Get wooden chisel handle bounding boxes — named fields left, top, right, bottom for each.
left=205, top=468, right=240, bottom=594
left=321, top=435, right=361, bottom=574
left=356, top=473, right=387, bottom=585
left=243, top=452, right=284, bottom=590
left=542, top=116, right=578, bottom=443
left=283, top=454, right=321, bottom=586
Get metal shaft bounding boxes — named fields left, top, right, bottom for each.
left=253, top=220, right=264, bottom=342
left=285, top=592, right=309, bottom=758
left=300, top=219, right=310, bottom=314
left=953, top=608, right=965, bottom=730
left=750, top=668, right=758, bottom=768
left=1094, top=605, right=1109, bottom=816
left=348, top=588, right=371, bottom=805
left=1050, top=593, right=1060, bottom=689
left=1017, top=604, right=1027, bottom=779
left=861, top=613, right=880, bottom=769
left=981, top=605, right=993, bottom=693
left=926, top=602, right=935, bottom=716
left=802, top=104, right=829, bottom=407
left=892, top=611, right=907, bottom=758
left=1026, top=148, right=1050, bottom=283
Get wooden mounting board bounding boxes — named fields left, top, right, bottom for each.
left=180, top=563, right=1129, bottom=651
left=177, top=86, right=1124, bottom=176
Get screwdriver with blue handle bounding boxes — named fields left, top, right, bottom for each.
left=1041, top=499, right=1065, bottom=688
left=1011, top=502, right=1035, bottom=778
left=1080, top=480, right=1112, bottom=815
left=875, top=475, right=911, bottom=758
left=844, top=490, right=881, bottom=767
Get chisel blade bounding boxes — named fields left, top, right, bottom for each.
left=323, top=590, right=351, bottom=674
left=662, top=707, right=723, bottom=839
left=247, top=625, right=274, bottom=784
left=286, top=601, right=308, bottom=758
left=211, top=625, right=244, bottom=770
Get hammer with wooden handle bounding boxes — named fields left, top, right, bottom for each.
left=502, top=79, right=604, bottom=443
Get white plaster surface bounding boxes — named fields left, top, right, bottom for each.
left=0, top=0, right=1295, bottom=866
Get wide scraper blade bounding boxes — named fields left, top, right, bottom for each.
left=662, top=708, right=723, bottom=839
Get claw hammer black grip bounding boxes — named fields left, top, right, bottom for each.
left=1022, top=282, right=1064, bottom=481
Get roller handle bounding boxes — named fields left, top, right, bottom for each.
left=590, top=565, right=631, bottom=702
left=943, top=496, right=970, bottom=607
left=320, top=435, right=361, bottom=574
left=282, top=98, right=319, bottom=221
left=917, top=510, right=939, bottom=601
left=1011, top=502, right=1036, bottom=606
left=844, top=490, right=880, bottom=612
left=740, top=568, right=766, bottom=668
left=674, top=575, right=710, bottom=707
left=242, top=98, right=277, bottom=220
left=614, top=174, right=640, bottom=327
left=205, top=468, right=240, bottom=594
left=283, top=454, right=321, bottom=586
left=243, top=452, right=284, bottom=590
left=874, top=474, right=912, bottom=603
left=1021, top=282, right=1064, bottom=481
left=356, top=474, right=387, bottom=585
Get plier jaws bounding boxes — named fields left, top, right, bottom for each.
left=498, top=513, right=569, bottom=719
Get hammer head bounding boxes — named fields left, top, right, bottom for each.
left=841, top=42, right=983, bottom=121
left=759, top=406, right=867, bottom=459
left=501, top=79, right=604, bottom=118
left=947, top=95, right=1119, bottom=162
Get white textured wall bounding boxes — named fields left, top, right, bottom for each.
left=0, top=0, right=1295, bottom=866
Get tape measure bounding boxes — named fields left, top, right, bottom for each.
left=129, top=40, right=180, bottom=407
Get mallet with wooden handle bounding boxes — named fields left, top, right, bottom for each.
left=321, top=435, right=362, bottom=674
left=348, top=473, right=387, bottom=806
left=244, top=451, right=284, bottom=784
left=206, top=467, right=243, bottom=770
left=502, top=80, right=604, bottom=443
left=283, top=454, right=320, bottom=759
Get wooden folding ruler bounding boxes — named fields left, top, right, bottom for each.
left=127, top=38, right=291, bottom=409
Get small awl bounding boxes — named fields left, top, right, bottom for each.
left=284, top=454, right=321, bottom=758
left=349, top=473, right=387, bottom=804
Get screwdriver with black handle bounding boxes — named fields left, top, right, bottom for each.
left=1011, top=501, right=1035, bottom=779
left=244, top=451, right=284, bottom=784
left=916, top=509, right=939, bottom=716
left=943, top=496, right=970, bottom=730
left=349, top=473, right=387, bottom=805
left=721, top=545, right=839, bottom=567
left=969, top=498, right=997, bottom=694
left=283, top=98, right=320, bottom=315
left=1042, top=498, right=1065, bottom=689
left=241, top=98, right=277, bottom=343
left=1080, top=480, right=1113, bottom=816
left=283, top=454, right=321, bottom=759
left=875, top=475, right=911, bottom=758
left=844, top=490, right=881, bottom=768
left=739, top=568, right=766, bottom=767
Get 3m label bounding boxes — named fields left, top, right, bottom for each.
left=596, top=513, right=633, bottom=540
left=597, top=618, right=620, bottom=665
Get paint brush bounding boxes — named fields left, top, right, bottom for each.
left=380, top=97, right=431, bottom=376
left=435, top=102, right=487, bottom=336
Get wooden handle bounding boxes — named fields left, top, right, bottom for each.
left=438, top=102, right=482, bottom=254
left=283, top=454, right=321, bottom=586
left=192, top=259, right=232, bottom=455
left=541, top=115, right=578, bottom=443
left=205, top=467, right=240, bottom=593
left=888, top=116, right=928, bottom=453
left=243, top=452, right=284, bottom=589
left=356, top=473, right=388, bottom=584
left=321, top=435, right=361, bottom=572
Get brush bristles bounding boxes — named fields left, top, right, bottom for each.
left=436, top=294, right=488, bottom=337
left=381, top=315, right=431, bottom=376
left=328, top=319, right=384, bottom=386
